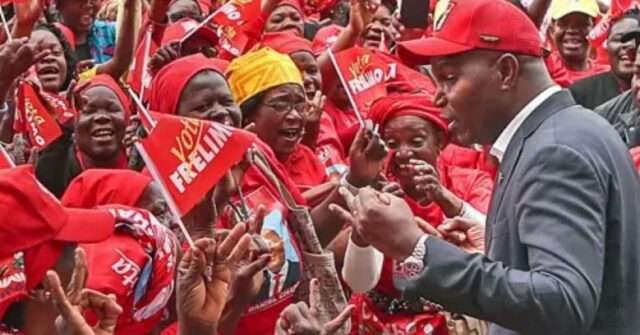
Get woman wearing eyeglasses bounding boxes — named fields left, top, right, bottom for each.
left=229, top=47, right=328, bottom=192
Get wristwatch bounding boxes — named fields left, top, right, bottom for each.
left=395, top=235, right=429, bottom=279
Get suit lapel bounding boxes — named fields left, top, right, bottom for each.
left=485, top=90, right=576, bottom=251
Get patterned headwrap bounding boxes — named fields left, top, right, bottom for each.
left=226, top=48, right=303, bottom=105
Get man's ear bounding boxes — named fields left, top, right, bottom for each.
left=496, top=53, right=519, bottom=91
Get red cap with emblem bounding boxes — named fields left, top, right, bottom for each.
left=397, top=0, right=542, bottom=64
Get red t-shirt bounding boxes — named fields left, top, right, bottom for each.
left=439, top=144, right=499, bottom=181
left=220, top=141, right=306, bottom=335
left=316, top=113, right=348, bottom=180
left=547, top=52, right=610, bottom=86
left=324, top=99, right=360, bottom=136
left=285, top=144, right=328, bottom=192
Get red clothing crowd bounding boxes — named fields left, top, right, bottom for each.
left=0, top=0, right=639, bottom=334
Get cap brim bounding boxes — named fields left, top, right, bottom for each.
left=55, top=208, right=115, bottom=244
left=552, top=8, right=598, bottom=20
left=622, top=29, right=640, bottom=43
left=397, top=37, right=474, bottom=65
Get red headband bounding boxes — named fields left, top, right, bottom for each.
left=369, top=93, right=449, bottom=139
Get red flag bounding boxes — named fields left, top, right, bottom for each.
left=212, top=0, right=260, bottom=27
left=0, top=146, right=14, bottom=169
left=14, top=81, right=63, bottom=151
left=211, top=0, right=260, bottom=58
left=138, top=113, right=255, bottom=215
left=127, top=26, right=158, bottom=100
left=331, top=47, right=389, bottom=113
left=611, top=0, right=640, bottom=17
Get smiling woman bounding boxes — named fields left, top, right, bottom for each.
left=36, top=74, right=131, bottom=197
left=31, top=24, right=78, bottom=93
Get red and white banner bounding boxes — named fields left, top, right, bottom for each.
left=14, top=80, right=63, bottom=151
left=127, top=26, right=158, bottom=101
left=0, top=146, right=14, bottom=169
left=330, top=47, right=390, bottom=113
left=211, top=0, right=260, bottom=57
left=137, top=113, right=255, bottom=215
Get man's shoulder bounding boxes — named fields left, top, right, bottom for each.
left=594, top=90, right=635, bottom=120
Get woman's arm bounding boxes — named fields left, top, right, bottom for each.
left=342, top=229, right=384, bottom=293
left=96, top=0, right=138, bottom=79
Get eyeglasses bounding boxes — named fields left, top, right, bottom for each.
left=261, top=100, right=306, bottom=114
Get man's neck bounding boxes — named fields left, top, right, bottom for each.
left=564, top=58, right=590, bottom=72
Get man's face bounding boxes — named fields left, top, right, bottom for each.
left=552, top=13, right=594, bottom=65
left=607, top=18, right=638, bottom=81
left=431, top=51, right=508, bottom=145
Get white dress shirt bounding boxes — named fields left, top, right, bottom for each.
left=490, top=85, right=561, bottom=163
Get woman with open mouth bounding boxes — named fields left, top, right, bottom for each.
left=339, top=92, right=493, bottom=335
left=35, top=74, right=131, bottom=197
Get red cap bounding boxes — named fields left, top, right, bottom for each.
left=0, top=166, right=115, bottom=317
left=161, top=18, right=219, bottom=47
left=0, top=166, right=115, bottom=258
left=397, top=0, right=542, bottom=64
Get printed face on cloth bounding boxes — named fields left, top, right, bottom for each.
left=74, top=74, right=131, bottom=165
left=369, top=93, right=448, bottom=184
left=148, top=54, right=241, bottom=127
left=261, top=31, right=322, bottom=99
left=0, top=166, right=115, bottom=322
left=265, top=0, right=304, bottom=37
left=227, top=48, right=305, bottom=162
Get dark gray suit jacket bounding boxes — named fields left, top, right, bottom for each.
left=401, top=90, right=640, bottom=335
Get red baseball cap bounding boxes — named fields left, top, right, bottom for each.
left=0, top=166, right=115, bottom=318
left=161, top=18, right=219, bottom=47
left=0, top=166, right=115, bottom=258
left=397, top=0, right=543, bottom=64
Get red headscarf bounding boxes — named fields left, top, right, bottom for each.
left=369, top=93, right=449, bottom=139
left=279, top=0, right=303, bottom=14
left=83, top=74, right=132, bottom=122
left=261, top=31, right=313, bottom=55
left=148, top=54, right=229, bottom=115
left=61, top=172, right=176, bottom=335
left=61, top=169, right=153, bottom=208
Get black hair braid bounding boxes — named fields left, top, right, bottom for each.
left=33, top=23, right=78, bottom=91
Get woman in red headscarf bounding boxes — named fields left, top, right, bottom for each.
left=264, top=0, right=305, bottom=37
left=340, top=93, right=493, bottom=335
left=61, top=169, right=178, bottom=335
left=36, top=74, right=132, bottom=197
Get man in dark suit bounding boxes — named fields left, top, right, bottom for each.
left=329, top=0, right=640, bottom=334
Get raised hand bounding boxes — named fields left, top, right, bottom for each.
left=329, top=187, right=423, bottom=261
left=13, top=0, right=45, bottom=31
left=437, top=217, right=485, bottom=254
left=148, top=41, right=181, bottom=74
left=176, top=223, right=253, bottom=335
left=347, top=123, right=388, bottom=187
left=348, top=0, right=380, bottom=34
left=305, top=90, right=326, bottom=125
left=0, top=38, right=50, bottom=99
left=275, top=279, right=355, bottom=335
left=410, top=159, right=443, bottom=204
left=45, top=248, right=123, bottom=335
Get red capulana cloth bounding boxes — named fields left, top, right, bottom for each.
left=61, top=169, right=152, bottom=208
left=61, top=171, right=176, bottom=335
left=261, top=31, right=313, bottom=55
left=83, top=74, right=133, bottom=122
left=368, top=93, right=449, bottom=139
left=148, top=54, right=229, bottom=115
